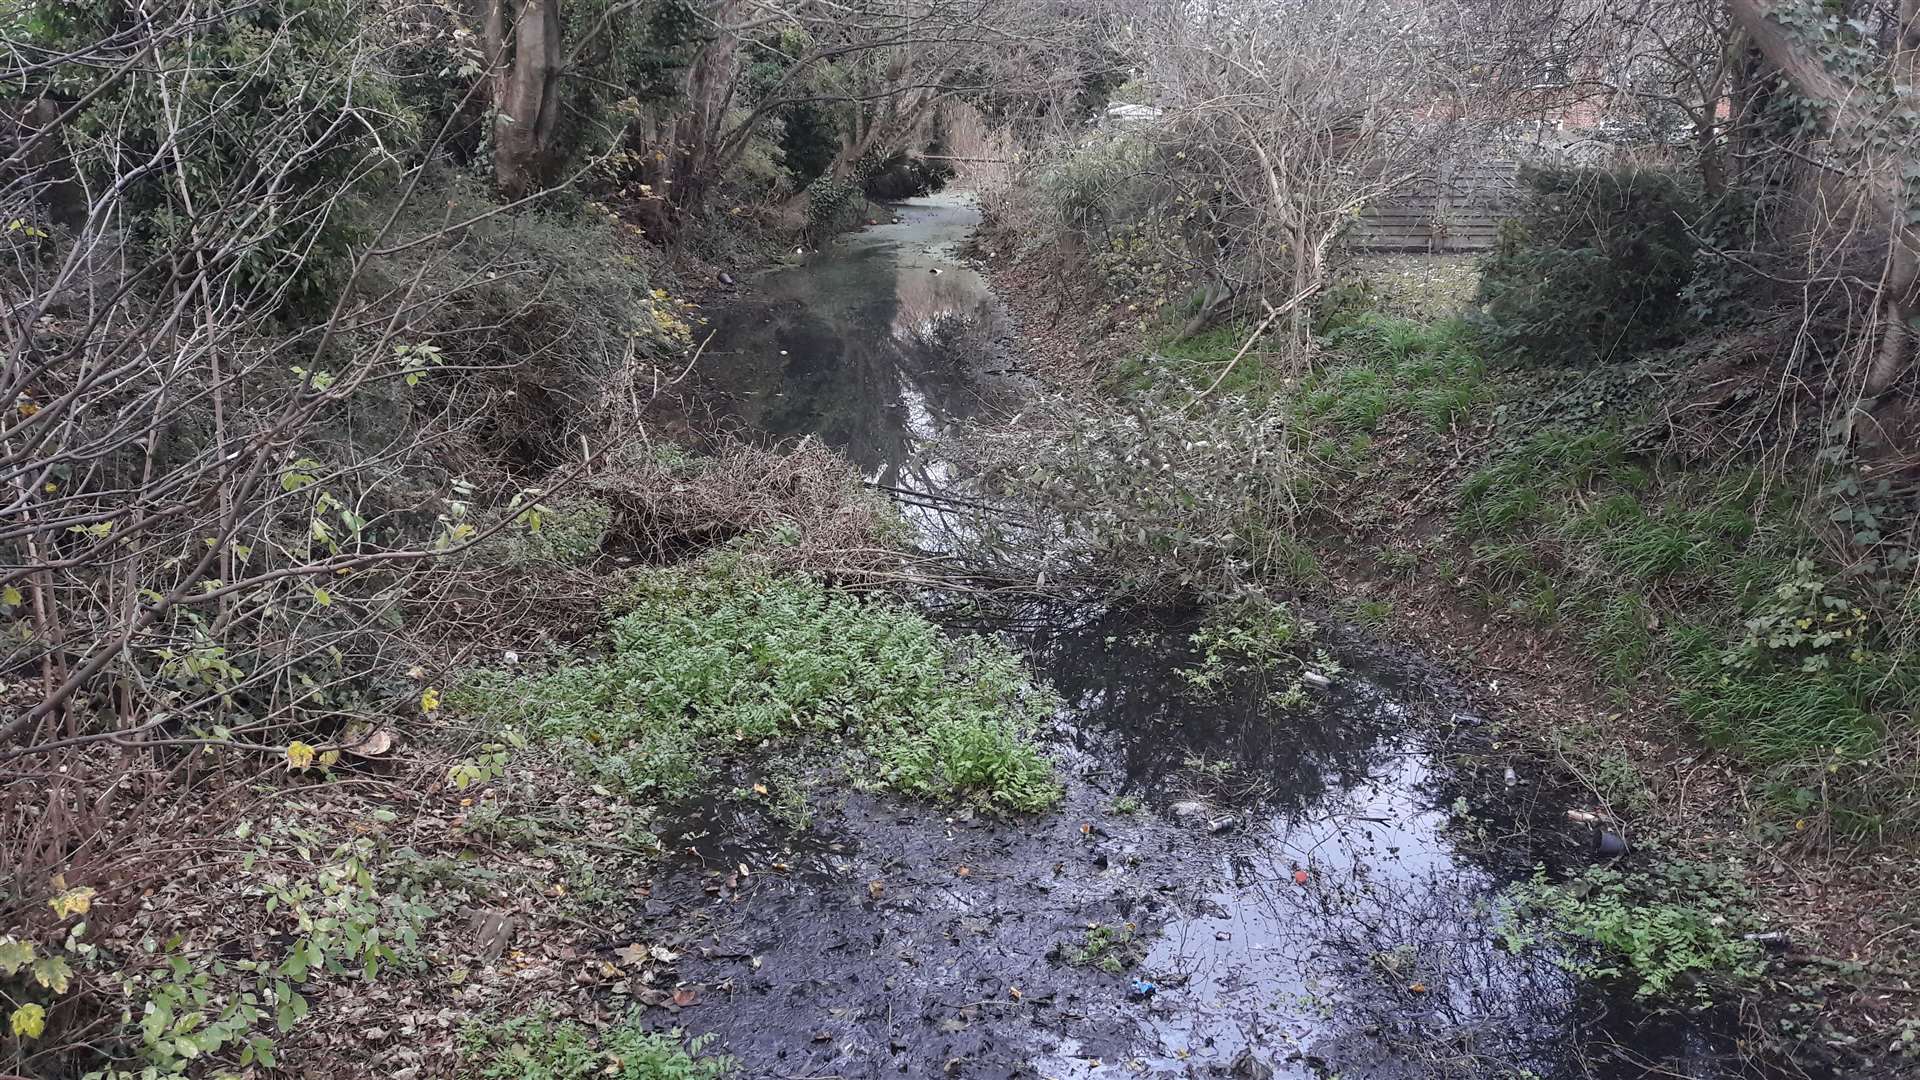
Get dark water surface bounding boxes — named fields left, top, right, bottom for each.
left=633, top=197, right=1746, bottom=1078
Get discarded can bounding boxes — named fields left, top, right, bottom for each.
left=1207, top=816, right=1238, bottom=834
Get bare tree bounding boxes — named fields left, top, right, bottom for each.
left=1105, top=0, right=1521, bottom=350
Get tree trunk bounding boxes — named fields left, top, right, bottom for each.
left=491, top=0, right=563, bottom=199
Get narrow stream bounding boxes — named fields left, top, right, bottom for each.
left=639, top=195, right=1742, bottom=1079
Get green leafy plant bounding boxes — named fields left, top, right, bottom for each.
left=463, top=565, right=1060, bottom=812
left=1476, top=166, right=1701, bottom=365
left=460, top=1010, right=729, bottom=1079
left=1501, top=861, right=1764, bottom=1006
left=1058, top=922, right=1146, bottom=974
left=1181, top=594, right=1338, bottom=708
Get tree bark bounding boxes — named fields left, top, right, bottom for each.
left=491, top=0, right=563, bottom=199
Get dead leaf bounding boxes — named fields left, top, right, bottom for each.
left=954, top=865, right=970, bottom=877
left=615, top=943, right=649, bottom=967
left=868, top=880, right=885, bottom=901
left=671, top=986, right=698, bottom=1007
left=346, top=727, right=394, bottom=757
left=1409, top=982, right=1427, bottom=994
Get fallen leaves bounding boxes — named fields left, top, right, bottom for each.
left=345, top=726, right=394, bottom=758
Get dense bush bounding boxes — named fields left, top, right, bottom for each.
left=1476, top=167, right=1701, bottom=365
left=358, top=173, right=686, bottom=470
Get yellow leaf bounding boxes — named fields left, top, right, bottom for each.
left=48, top=886, right=94, bottom=920
left=421, top=687, right=442, bottom=714
left=285, top=741, right=317, bottom=771
left=10, top=1003, right=45, bottom=1039
left=318, top=749, right=341, bottom=768
left=1, top=585, right=20, bottom=607
left=17, top=400, right=39, bottom=418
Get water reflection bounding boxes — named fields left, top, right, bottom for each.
left=696, top=195, right=1009, bottom=494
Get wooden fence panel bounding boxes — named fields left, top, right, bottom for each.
left=1350, top=160, right=1521, bottom=252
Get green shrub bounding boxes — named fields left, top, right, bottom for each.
left=805, top=175, right=865, bottom=238
left=460, top=1011, right=728, bottom=1080
left=27, top=0, right=417, bottom=313
left=1502, top=862, right=1764, bottom=1006
left=463, top=565, right=1060, bottom=812
left=1477, top=167, right=1700, bottom=365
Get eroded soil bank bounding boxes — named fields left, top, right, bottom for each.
left=631, top=196, right=1761, bottom=1078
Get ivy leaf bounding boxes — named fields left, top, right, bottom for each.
left=31, top=954, right=73, bottom=994
left=10, top=1003, right=46, bottom=1039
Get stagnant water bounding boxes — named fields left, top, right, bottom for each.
left=636, top=195, right=1745, bottom=1078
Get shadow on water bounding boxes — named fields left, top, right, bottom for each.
left=627, top=199, right=1758, bottom=1078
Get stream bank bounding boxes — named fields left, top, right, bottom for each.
left=968, top=216, right=1902, bottom=1078
left=603, top=196, right=1786, bottom=1078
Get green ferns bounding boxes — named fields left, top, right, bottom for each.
left=464, top=565, right=1060, bottom=813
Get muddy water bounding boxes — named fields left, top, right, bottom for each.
left=638, top=197, right=1741, bottom=1078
